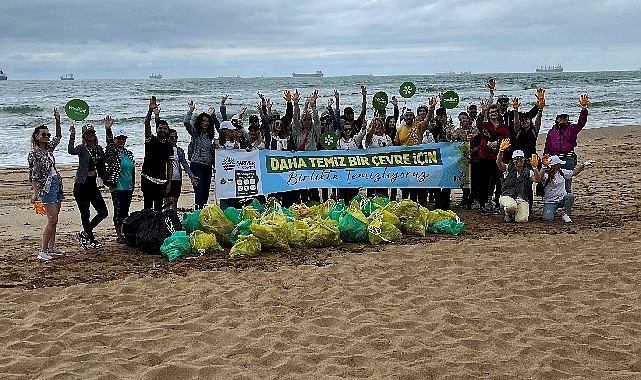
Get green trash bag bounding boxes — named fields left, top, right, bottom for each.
left=361, top=196, right=389, bottom=217
left=368, top=217, right=403, bottom=244
left=327, top=199, right=345, bottom=222
left=223, top=207, right=243, bottom=225
left=199, top=204, right=235, bottom=246
left=250, top=198, right=265, bottom=213
left=229, top=234, right=261, bottom=259
left=181, top=209, right=202, bottom=235
left=160, top=231, right=191, bottom=262
left=427, top=218, right=464, bottom=235
left=189, top=230, right=223, bottom=254
left=307, top=217, right=342, bottom=248
left=338, top=205, right=369, bottom=243
left=287, top=219, right=309, bottom=248
left=230, top=218, right=253, bottom=245
left=250, top=219, right=291, bottom=252
left=426, top=209, right=458, bottom=227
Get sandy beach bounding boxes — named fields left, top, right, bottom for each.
left=1, top=125, right=640, bottom=379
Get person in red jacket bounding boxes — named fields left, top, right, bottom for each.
left=477, top=100, right=511, bottom=215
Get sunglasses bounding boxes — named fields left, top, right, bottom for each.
left=169, top=136, right=178, bottom=140
left=115, top=136, right=127, bottom=140
left=40, top=132, right=51, bottom=137
left=343, top=128, right=353, bottom=132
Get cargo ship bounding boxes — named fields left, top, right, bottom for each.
left=0, top=69, right=7, bottom=80
left=292, top=70, right=324, bottom=78
left=149, top=73, right=163, bottom=79
left=536, top=65, right=563, bottom=73
left=60, top=73, right=74, bottom=80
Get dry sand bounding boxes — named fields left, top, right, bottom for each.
left=1, top=125, right=640, bottom=379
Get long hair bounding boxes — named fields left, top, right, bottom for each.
left=31, top=125, right=48, bottom=149
left=194, top=113, right=216, bottom=139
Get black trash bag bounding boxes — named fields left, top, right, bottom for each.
left=136, top=210, right=182, bottom=254
left=122, top=209, right=156, bottom=248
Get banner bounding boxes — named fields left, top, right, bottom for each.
left=215, top=143, right=470, bottom=199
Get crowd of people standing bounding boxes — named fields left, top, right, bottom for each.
left=27, top=81, right=593, bottom=260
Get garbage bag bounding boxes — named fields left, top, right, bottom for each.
left=250, top=219, right=290, bottom=252
left=230, top=219, right=253, bottom=245
left=242, top=205, right=261, bottom=221
left=307, top=217, right=342, bottom=248
left=338, top=205, right=369, bottom=243
left=361, top=196, right=389, bottom=217
left=392, top=199, right=428, bottom=236
left=327, top=199, right=345, bottom=222
left=223, top=207, right=243, bottom=225
left=229, top=234, right=261, bottom=259
left=250, top=198, right=265, bottom=213
left=287, top=219, right=309, bottom=248
left=199, top=204, right=235, bottom=246
left=189, top=230, right=223, bottom=254
left=368, top=208, right=401, bottom=231
left=426, top=209, right=458, bottom=227
left=426, top=218, right=464, bottom=235
left=160, top=231, right=191, bottom=262
left=122, top=209, right=156, bottom=248
left=136, top=210, right=183, bottom=254
left=181, top=209, right=202, bottom=235
left=368, top=217, right=403, bottom=244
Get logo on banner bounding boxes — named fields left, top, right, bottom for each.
left=222, top=157, right=236, bottom=171
left=235, top=170, right=260, bottom=197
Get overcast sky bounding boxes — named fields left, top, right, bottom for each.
left=1, top=0, right=640, bottom=79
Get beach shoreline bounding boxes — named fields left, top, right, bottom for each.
left=1, top=125, right=640, bottom=378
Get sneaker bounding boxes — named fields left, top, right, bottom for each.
left=562, top=214, right=572, bottom=223
left=37, top=251, right=53, bottom=261
left=116, top=235, right=127, bottom=244
left=76, top=231, right=90, bottom=249
left=47, top=246, right=66, bottom=256
left=479, top=206, right=490, bottom=216
left=89, top=239, right=103, bottom=249
left=455, top=200, right=468, bottom=209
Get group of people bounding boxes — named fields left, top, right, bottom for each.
left=28, top=82, right=592, bottom=261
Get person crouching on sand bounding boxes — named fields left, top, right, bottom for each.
left=496, top=139, right=541, bottom=223
left=537, top=155, right=592, bottom=223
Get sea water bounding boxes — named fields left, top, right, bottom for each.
left=1, top=70, right=640, bottom=167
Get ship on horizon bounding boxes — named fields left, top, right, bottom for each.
left=536, top=65, right=563, bottom=73
left=0, top=69, right=7, bottom=80
left=60, top=73, right=74, bottom=80
left=149, top=73, right=162, bottom=79
left=292, top=70, right=324, bottom=78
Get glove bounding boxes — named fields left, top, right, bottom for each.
left=487, top=78, right=496, bottom=90
left=530, top=154, right=539, bottom=168
left=283, top=90, right=292, bottom=102
left=579, top=93, right=589, bottom=107
left=499, top=138, right=510, bottom=152
left=542, top=154, right=550, bottom=167
left=582, top=160, right=594, bottom=167
left=34, top=201, right=47, bottom=215
left=512, top=97, right=520, bottom=110
left=536, top=88, right=546, bottom=109
left=428, top=97, right=437, bottom=109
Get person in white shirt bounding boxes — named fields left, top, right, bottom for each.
left=538, top=155, right=591, bottom=223
left=363, top=118, right=392, bottom=148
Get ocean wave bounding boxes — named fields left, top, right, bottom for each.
left=0, top=105, right=44, bottom=114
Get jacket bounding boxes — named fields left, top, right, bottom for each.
left=104, top=128, right=135, bottom=188
left=68, top=132, right=106, bottom=184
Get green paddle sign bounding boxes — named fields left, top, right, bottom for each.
left=64, top=99, right=90, bottom=121
left=372, top=91, right=388, bottom=111
left=399, top=81, right=416, bottom=98
left=320, top=131, right=338, bottom=149
left=441, top=91, right=459, bottom=109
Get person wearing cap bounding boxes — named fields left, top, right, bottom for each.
left=68, top=122, right=108, bottom=249
left=537, top=154, right=591, bottom=223
left=104, top=116, right=135, bottom=244
left=543, top=94, right=589, bottom=192
left=217, top=120, right=241, bottom=149
left=496, top=140, right=541, bottom=222
left=184, top=100, right=219, bottom=210
left=28, top=108, right=65, bottom=261
left=142, top=96, right=174, bottom=211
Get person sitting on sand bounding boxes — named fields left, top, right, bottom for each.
left=537, top=155, right=592, bottom=223
left=496, top=141, right=541, bottom=223
left=28, top=108, right=65, bottom=261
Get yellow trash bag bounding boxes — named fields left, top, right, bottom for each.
left=189, top=230, right=223, bottom=254
left=229, top=234, right=261, bottom=259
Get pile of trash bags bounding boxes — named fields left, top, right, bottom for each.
left=150, top=195, right=464, bottom=262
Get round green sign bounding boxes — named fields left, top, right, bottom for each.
left=399, top=81, right=416, bottom=98
left=372, top=91, right=388, bottom=111
left=320, top=131, right=338, bottom=150
left=64, top=99, right=90, bottom=121
left=441, top=91, right=459, bottom=109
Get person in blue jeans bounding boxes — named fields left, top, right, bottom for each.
left=538, top=155, right=592, bottom=223
left=184, top=100, right=218, bottom=209
left=164, top=128, right=198, bottom=212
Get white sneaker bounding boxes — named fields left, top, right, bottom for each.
left=37, top=251, right=53, bottom=261
left=562, top=214, right=572, bottom=223
left=504, top=214, right=513, bottom=222
left=47, top=246, right=66, bottom=256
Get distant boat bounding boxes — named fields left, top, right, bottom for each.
left=536, top=65, right=563, bottom=73
left=0, top=69, right=7, bottom=80
left=149, top=73, right=163, bottom=79
left=60, top=73, right=74, bottom=80
left=292, top=70, right=324, bottom=78
left=436, top=71, right=471, bottom=75
left=218, top=75, right=241, bottom=79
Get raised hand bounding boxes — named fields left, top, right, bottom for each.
left=428, top=96, right=437, bottom=109
left=153, top=105, right=161, bottom=117
left=512, top=97, right=520, bottom=110
left=188, top=100, right=195, bottom=112
left=220, top=94, right=228, bottom=105
left=207, top=106, right=215, bottom=115
left=283, top=90, right=292, bottom=102
left=487, top=78, right=496, bottom=90
left=104, top=115, right=113, bottom=129
left=292, top=89, right=300, bottom=104
left=360, top=86, right=367, bottom=97
left=542, top=154, right=550, bottom=167
left=328, top=98, right=334, bottom=107
left=257, top=92, right=265, bottom=101
left=480, top=98, right=490, bottom=113
left=536, top=88, right=546, bottom=109
left=391, top=95, right=398, bottom=107
left=69, top=124, right=76, bottom=134
left=266, top=98, right=273, bottom=109
left=149, top=96, right=157, bottom=110
left=499, top=138, right=511, bottom=151
left=530, top=154, right=539, bottom=168
left=53, top=107, right=60, bottom=122
left=334, top=89, right=340, bottom=100
left=579, top=93, right=589, bottom=107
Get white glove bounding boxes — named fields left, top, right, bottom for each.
left=582, top=160, right=594, bottom=167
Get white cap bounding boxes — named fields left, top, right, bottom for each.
left=220, top=120, right=234, bottom=130
left=549, top=155, right=566, bottom=165
left=557, top=109, right=569, bottom=116
left=113, top=129, right=127, bottom=138
left=512, top=150, right=524, bottom=159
